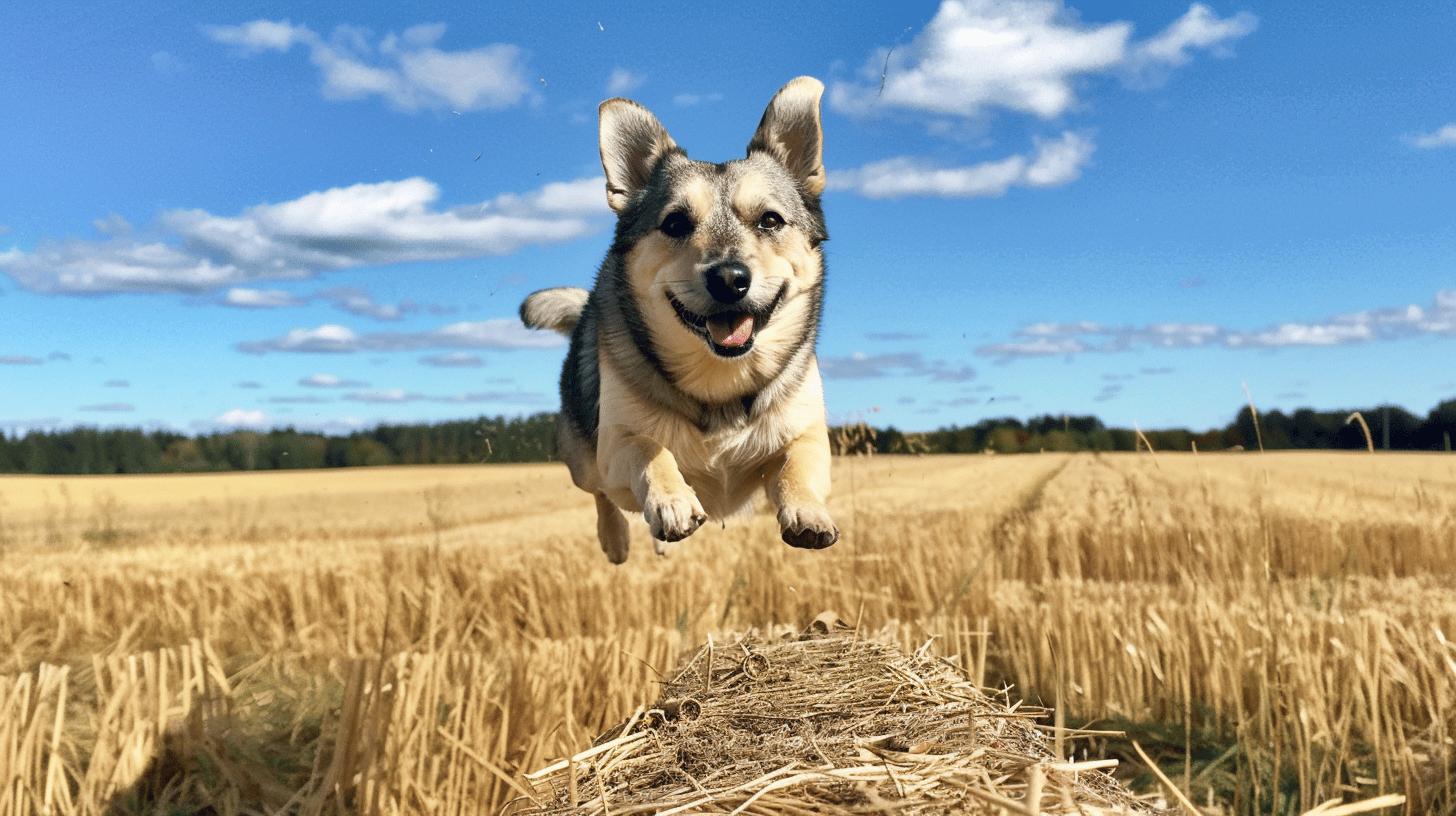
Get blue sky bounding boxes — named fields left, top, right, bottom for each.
left=2, top=1, right=1453, bottom=435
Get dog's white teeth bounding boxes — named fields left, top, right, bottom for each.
left=708, top=314, right=755, bottom=347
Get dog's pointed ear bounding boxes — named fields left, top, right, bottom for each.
left=747, top=76, right=826, bottom=197
left=599, top=99, right=677, bottom=213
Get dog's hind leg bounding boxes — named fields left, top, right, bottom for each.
left=594, top=492, right=630, bottom=564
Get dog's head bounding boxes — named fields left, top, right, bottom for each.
left=598, top=77, right=827, bottom=396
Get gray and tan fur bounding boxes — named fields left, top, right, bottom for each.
left=520, top=76, right=839, bottom=564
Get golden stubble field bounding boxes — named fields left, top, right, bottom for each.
left=1, top=452, right=1453, bottom=815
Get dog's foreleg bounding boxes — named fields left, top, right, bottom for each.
left=593, top=492, right=631, bottom=564
left=768, top=428, right=840, bottom=549
left=602, top=434, right=706, bottom=545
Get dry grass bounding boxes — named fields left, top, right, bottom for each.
left=519, top=626, right=1154, bottom=814
left=0, top=452, right=1451, bottom=814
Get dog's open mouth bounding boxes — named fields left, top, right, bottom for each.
left=667, top=284, right=787, bottom=358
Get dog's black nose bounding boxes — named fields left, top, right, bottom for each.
left=705, top=262, right=751, bottom=304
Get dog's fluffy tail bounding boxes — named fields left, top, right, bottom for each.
left=520, top=287, right=589, bottom=336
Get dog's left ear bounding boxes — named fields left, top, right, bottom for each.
left=747, top=76, right=826, bottom=197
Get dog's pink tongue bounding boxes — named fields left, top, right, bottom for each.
left=708, top=313, right=755, bottom=347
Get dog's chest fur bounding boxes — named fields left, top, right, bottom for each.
left=596, top=354, right=824, bottom=518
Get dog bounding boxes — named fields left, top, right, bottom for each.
left=520, top=76, right=838, bottom=564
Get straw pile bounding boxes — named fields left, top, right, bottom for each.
left=515, top=616, right=1158, bottom=815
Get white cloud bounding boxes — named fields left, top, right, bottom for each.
left=104, top=379, right=130, bottom=388
left=830, top=1, right=1256, bottom=120
left=300, top=373, right=367, bottom=388
left=242, top=324, right=361, bottom=354
left=205, top=19, right=313, bottom=53
left=0, top=355, right=45, bottom=365
left=205, top=19, right=531, bottom=113
left=1410, top=123, right=1456, bottom=150
left=1131, top=3, right=1258, bottom=69
left=829, top=132, right=1092, bottom=198
left=224, top=287, right=304, bottom=308
left=1023, top=131, right=1096, bottom=186
left=606, top=67, right=644, bottom=95
left=237, top=318, right=563, bottom=355
left=979, top=288, right=1456, bottom=360
left=0, top=241, right=241, bottom=294
left=1224, top=322, right=1373, bottom=348
left=79, top=402, right=136, bottom=413
left=215, top=408, right=269, bottom=428
left=0, top=176, right=609, bottom=294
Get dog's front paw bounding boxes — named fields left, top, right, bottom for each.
left=778, top=503, right=840, bottom=550
left=644, top=490, right=706, bottom=544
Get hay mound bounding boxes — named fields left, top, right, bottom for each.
left=517, top=619, right=1158, bottom=814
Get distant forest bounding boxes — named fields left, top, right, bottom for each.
left=2, top=400, right=1453, bottom=475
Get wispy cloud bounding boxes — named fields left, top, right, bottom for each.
left=149, top=50, right=186, bottom=76
left=1130, top=4, right=1258, bottom=68
left=223, top=287, right=305, bottom=308
left=1408, top=123, right=1456, bottom=150
left=214, top=408, right=269, bottom=428
left=979, top=289, right=1456, bottom=360
left=237, top=318, right=563, bottom=355
left=0, top=418, right=62, bottom=433
left=673, top=92, right=723, bottom=107
left=0, top=355, right=44, bottom=366
left=206, top=19, right=312, bottom=52
left=820, top=351, right=976, bottom=382
left=1, top=176, right=608, bottom=295
left=299, top=373, right=368, bottom=388
left=103, top=379, right=130, bottom=388
left=606, top=67, right=644, bottom=95
left=205, top=20, right=532, bottom=113
left=342, top=388, right=543, bottom=405
left=419, top=352, right=485, bottom=368
left=830, top=132, right=1093, bottom=199
left=830, top=1, right=1257, bottom=121
left=79, top=402, right=136, bottom=412
left=268, top=395, right=334, bottom=405
left=219, top=285, right=435, bottom=322
left=315, top=287, right=410, bottom=321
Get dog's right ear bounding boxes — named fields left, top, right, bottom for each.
left=599, top=99, right=677, bottom=213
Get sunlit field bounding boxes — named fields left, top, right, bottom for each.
left=2, top=452, right=1453, bottom=814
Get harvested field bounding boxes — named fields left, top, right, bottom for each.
left=0, top=452, right=1451, bottom=813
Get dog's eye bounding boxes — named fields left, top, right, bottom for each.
left=757, top=211, right=785, bottom=232
left=659, top=211, right=695, bottom=239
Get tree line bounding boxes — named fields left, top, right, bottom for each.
left=860, top=400, right=1456, bottom=456
left=1, top=400, right=1453, bottom=475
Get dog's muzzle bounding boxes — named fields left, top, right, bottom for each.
left=667, top=283, right=787, bottom=359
